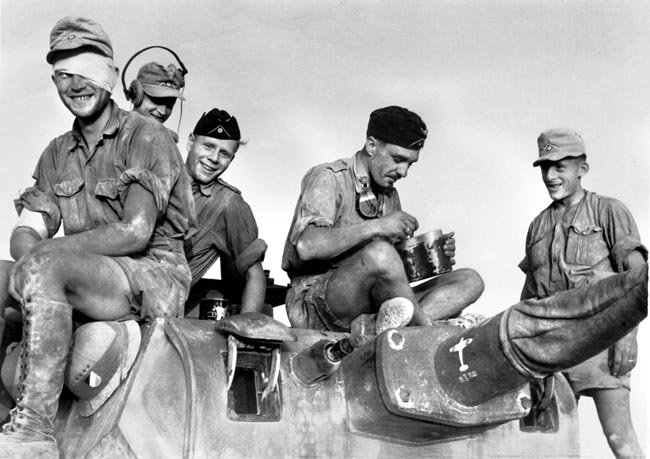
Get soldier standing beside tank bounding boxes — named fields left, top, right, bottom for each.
left=0, top=17, right=195, bottom=458
left=519, top=128, right=646, bottom=459
left=281, top=106, right=484, bottom=333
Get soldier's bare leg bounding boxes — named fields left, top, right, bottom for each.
left=413, top=268, right=484, bottom=320
left=588, top=388, right=644, bottom=459
left=325, top=239, right=419, bottom=322
left=11, top=250, right=132, bottom=319
left=0, top=250, right=134, bottom=456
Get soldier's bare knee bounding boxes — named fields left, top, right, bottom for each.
left=457, top=268, right=485, bottom=300
left=360, top=240, right=403, bottom=275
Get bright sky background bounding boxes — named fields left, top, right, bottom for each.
left=1, top=1, right=648, bottom=457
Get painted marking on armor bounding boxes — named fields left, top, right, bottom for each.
left=449, top=337, right=473, bottom=372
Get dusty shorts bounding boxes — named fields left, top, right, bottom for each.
left=285, top=271, right=350, bottom=332
left=112, top=248, right=191, bottom=321
left=562, top=348, right=631, bottom=396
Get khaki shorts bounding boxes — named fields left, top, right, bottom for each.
left=562, top=348, right=631, bottom=395
left=285, top=271, right=350, bottom=332
left=113, top=249, right=191, bottom=321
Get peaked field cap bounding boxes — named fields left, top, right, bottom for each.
left=65, top=320, right=141, bottom=417
left=193, top=108, right=241, bottom=140
left=367, top=105, right=428, bottom=150
left=534, top=128, right=586, bottom=167
left=137, top=62, right=185, bottom=100
left=47, top=16, right=113, bottom=64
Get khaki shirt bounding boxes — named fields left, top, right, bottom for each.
left=519, top=190, right=647, bottom=299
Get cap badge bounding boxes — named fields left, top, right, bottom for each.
left=67, top=34, right=76, bottom=40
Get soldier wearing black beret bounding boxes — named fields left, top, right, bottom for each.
left=281, top=106, right=484, bottom=333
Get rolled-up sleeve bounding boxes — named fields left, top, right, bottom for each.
left=14, top=186, right=61, bottom=238
left=288, top=167, right=339, bottom=246
left=601, top=198, right=648, bottom=270
left=118, top=167, right=168, bottom=215
left=119, top=121, right=181, bottom=217
left=218, top=193, right=267, bottom=276
left=14, top=141, right=62, bottom=238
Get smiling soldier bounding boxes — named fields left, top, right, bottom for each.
left=519, top=128, right=647, bottom=459
left=0, top=17, right=194, bottom=457
left=183, top=109, right=268, bottom=316
left=281, top=106, right=484, bottom=333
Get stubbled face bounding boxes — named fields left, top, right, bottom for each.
left=52, top=71, right=111, bottom=120
left=367, top=138, right=419, bottom=189
left=540, top=157, right=588, bottom=204
left=135, top=94, right=177, bottom=123
left=186, top=134, right=239, bottom=185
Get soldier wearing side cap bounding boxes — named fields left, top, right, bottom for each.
left=0, top=17, right=195, bottom=457
left=519, top=128, right=647, bottom=459
left=182, top=109, right=268, bottom=316
left=281, top=106, right=484, bottom=333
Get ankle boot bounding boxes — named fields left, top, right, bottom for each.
left=0, top=297, right=72, bottom=459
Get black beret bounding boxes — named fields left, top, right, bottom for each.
left=367, top=106, right=427, bottom=150
left=193, top=108, right=241, bottom=141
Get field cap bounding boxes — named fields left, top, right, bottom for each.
left=193, top=108, right=241, bottom=140
left=47, top=16, right=113, bottom=64
left=137, top=62, right=185, bottom=100
left=367, top=106, right=428, bottom=150
left=534, top=128, right=586, bottom=167
left=65, top=320, right=141, bottom=417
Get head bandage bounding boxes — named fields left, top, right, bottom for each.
left=52, top=52, right=118, bottom=93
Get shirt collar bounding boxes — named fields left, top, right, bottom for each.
left=70, top=100, right=121, bottom=144
left=192, top=178, right=222, bottom=197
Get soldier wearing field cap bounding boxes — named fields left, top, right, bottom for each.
left=183, top=109, right=268, bottom=317
left=130, top=62, right=185, bottom=125
left=281, top=106, right=484, bottom=333
left=0, top=16, right=194, bottom=457
left=519, top=127, right=647, bottom=459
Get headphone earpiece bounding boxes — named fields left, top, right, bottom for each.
left=126, top=80, right=145, bottom=108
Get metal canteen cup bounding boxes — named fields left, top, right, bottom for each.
left=395, top=229, right=453, bottom=282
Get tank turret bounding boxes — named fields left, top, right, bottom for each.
left=39, top=263, right=647, bottom=458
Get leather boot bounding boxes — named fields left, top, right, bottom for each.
left=0, top=297, right=72, bottom=459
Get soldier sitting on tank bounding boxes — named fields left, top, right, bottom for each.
left=181, top=109, right=269, bottom=317
left=0, top=16, right=195, bottom=457
left=128, top=61, right=186, bottom=137
left=281, top=106, right=484, bottom=333
left=123, top=60, right=268, bottom=317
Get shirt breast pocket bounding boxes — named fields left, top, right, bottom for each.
left=566, top=225, right=609, bottom=265
left=95, top=178, right=122, bottom=215
left=53, top=178, right=85, bottom=232
left=526, top=230, right=552, bottom=270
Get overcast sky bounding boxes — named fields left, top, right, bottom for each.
left=1, top=1, right=648, bottom=456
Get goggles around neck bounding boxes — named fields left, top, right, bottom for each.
left=353, top=155, right=382, bottom=219
left=356, top=176, right=381, bottom=218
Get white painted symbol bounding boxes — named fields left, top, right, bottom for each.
left=449, top=337, right=473, bottom=372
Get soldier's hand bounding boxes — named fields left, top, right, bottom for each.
left=380, top=211, right=419, bottom=240
left=609, top=332, right=638, bottom=377
left=442, top=232, right=457, bottom=264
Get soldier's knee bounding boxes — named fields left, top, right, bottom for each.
left=359, top=239, right=403, bottom=275
left=454, top=268, right=485, bottom=301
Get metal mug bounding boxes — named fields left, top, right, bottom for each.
left=395, top=229, right=453, bottom=282
left=199, top=298, right=230, bottom=321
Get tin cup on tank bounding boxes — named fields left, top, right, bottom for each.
left=395, top=229, right=453, bottom=282
left=199, top=298, right=230, bottom=321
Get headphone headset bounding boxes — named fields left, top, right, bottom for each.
left=121, top=45, right=188, bottom=108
